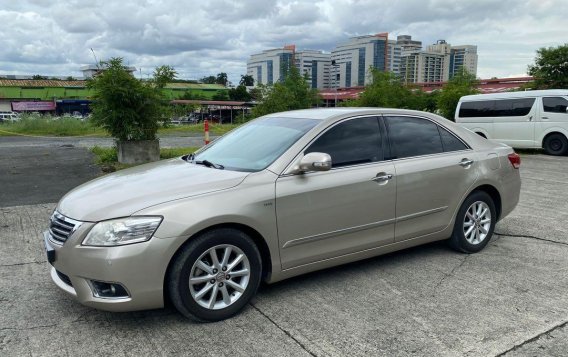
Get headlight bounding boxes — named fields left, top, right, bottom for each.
left=82, top=216, right=162, bottom=246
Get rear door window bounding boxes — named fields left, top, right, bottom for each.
left=385, top=117, right=444, bottom=159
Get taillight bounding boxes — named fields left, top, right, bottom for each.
left=508, top=153, right=521, bottom=169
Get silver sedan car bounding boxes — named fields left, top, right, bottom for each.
left=44, top=108, right=521, bottom=321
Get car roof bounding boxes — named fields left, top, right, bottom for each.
left=460, top=89, right=568, bottom=101
left=263, top=107, right=441, bottom=121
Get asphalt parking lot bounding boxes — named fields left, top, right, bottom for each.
left=1, top=146, right=567, bottom=356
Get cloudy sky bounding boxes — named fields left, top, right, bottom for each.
left=0, top=0, right=565, bottom=83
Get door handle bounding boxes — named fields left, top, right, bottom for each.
left=542, top=117, right=549, bottom=120
left=372, top=173, right=393, bottom=182
left=459, top=159, right=474, bottom=167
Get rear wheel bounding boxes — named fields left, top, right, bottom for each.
left=543, top=133, right=568, bottom=156
left=168, top=228, right=262, bottom=321
left=449, top=191, right=496, bottom=253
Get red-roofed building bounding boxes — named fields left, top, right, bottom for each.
left=318, top=77, right=535, bottom=106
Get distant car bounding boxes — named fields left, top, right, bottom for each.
left=72, top=111, right=83, bottom=120
left=45, top=108, right=521, bottom=322
left=0, top=112, right=20, bottom=122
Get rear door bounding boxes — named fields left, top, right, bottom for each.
left=384, top=116, right=478, bottom=241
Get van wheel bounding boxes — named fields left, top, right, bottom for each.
left=168, top=228, right=262, bottom=322
left=449, top=191, right=496, bottom=253
left=543, top=133, right=568, bottom=156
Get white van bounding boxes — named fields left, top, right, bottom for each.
left=0, top=112, right=20, bottom=123
left=455, top=90, right=568, bottom=155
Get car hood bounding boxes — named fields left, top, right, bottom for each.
left=57, top=158, right=249, bottom=222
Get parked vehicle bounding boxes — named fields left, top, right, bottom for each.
left=455, top=90, right=568, bottom=155
left=44, top=108, right=521, bottom=321
left=0, top=112, right=20, bottom=123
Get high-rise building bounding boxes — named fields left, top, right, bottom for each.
left=396, top=35, right=422, bottom=53
left=387, top=40, right=403, bottom=75
left=330, top=33, right=389, bottom=88
left=248, top=34, right=477, bottom=88
left=400, top=40, right=478, bottom=83
left=294, top=50, right=331, bottom=89
left=247, top=46, right=331, bottom=89
left=449, top=45, right=478, bottom=78
left=246, top=45, right=295, bottom=86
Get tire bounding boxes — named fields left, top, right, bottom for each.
left=449, top=191, right=496, bottom=253
left=543, top=133, right=568, bottom=156
left=168, top=228, right=262, bottom=322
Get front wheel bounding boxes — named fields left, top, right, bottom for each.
left=449, top=191, right=496, bottom=253
left=543, top=133, right=568, bottom=156
left=168, top=228, right=262, bottom=321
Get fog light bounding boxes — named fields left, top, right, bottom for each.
left=90, top=280, right=129, bottom=298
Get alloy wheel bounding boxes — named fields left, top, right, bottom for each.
left=189, top=244, right=251, bottom=310
left=463, top=201, right=492, bottom=245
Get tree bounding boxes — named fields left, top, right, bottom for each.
left=32, top=75, right=47, bottom=80
left=66, top=76, right=76, bottom=81
left=437, top=69, right=479, bottom=120
left=239, top=74, right=254, bottom=86
left=87, top=57, right=175, bottom=141
left=248, top=87, right=262, bottom=101
left=212, top=90, right=229, bottom=101
left=216, top=72, right=229, bottom=86
left=353, top=69, right=416, bottom=108
left=251, top=66, right=319, bottom=118
left=200, top=75, right=217, bottom=84
left=228, top=85, right=251, bottom=101
left=528, top=44, right=568, bottom=89
left=153, top=65, right=177, bottom=89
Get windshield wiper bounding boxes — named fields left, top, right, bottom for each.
left=195, top=160, right=224, bottom=170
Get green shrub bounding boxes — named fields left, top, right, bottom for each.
left=90, top=146, right=118, bottom=164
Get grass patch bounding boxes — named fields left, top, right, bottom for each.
left=90, top=145, right=199, bottom=173
left=159, top=123, right=240, bottom=136
left=0, top=116, right=106, bottom=137
left=0, top=115, right=240, bottom=137
left=160, top=147, right=198, bottom=159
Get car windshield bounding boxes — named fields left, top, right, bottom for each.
left=192, top=117, right=319, bottom=172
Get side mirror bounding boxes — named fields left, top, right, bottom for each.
left=294, top=152, right=332, bottom=174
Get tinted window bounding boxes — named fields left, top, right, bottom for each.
left=459, top=100, right=494, bottom=117
left=459, top=98, right=535, bottom=117
left=438, top=126, right=468, bottom=152
left=306, top=117, right=381, bottom=168
left=543, top=97, right=568, bottom=113
left=386, top=117, right=443, bottom=158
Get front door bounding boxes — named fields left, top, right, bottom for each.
left=276, top=116, right=396, bottom=269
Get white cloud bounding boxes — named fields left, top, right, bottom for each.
left=0, top=0, right=566, bottom=82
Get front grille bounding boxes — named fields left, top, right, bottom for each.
left=49, top=212, right=79, bottom=244
left=56, top=270, right=73, bottom=286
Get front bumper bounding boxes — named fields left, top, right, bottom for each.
left=44, top=228, right=178, bottom=312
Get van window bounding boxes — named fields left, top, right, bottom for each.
left=543, top=97, right=568, bottom=113
left=459, top=98, right=535, bottom=117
